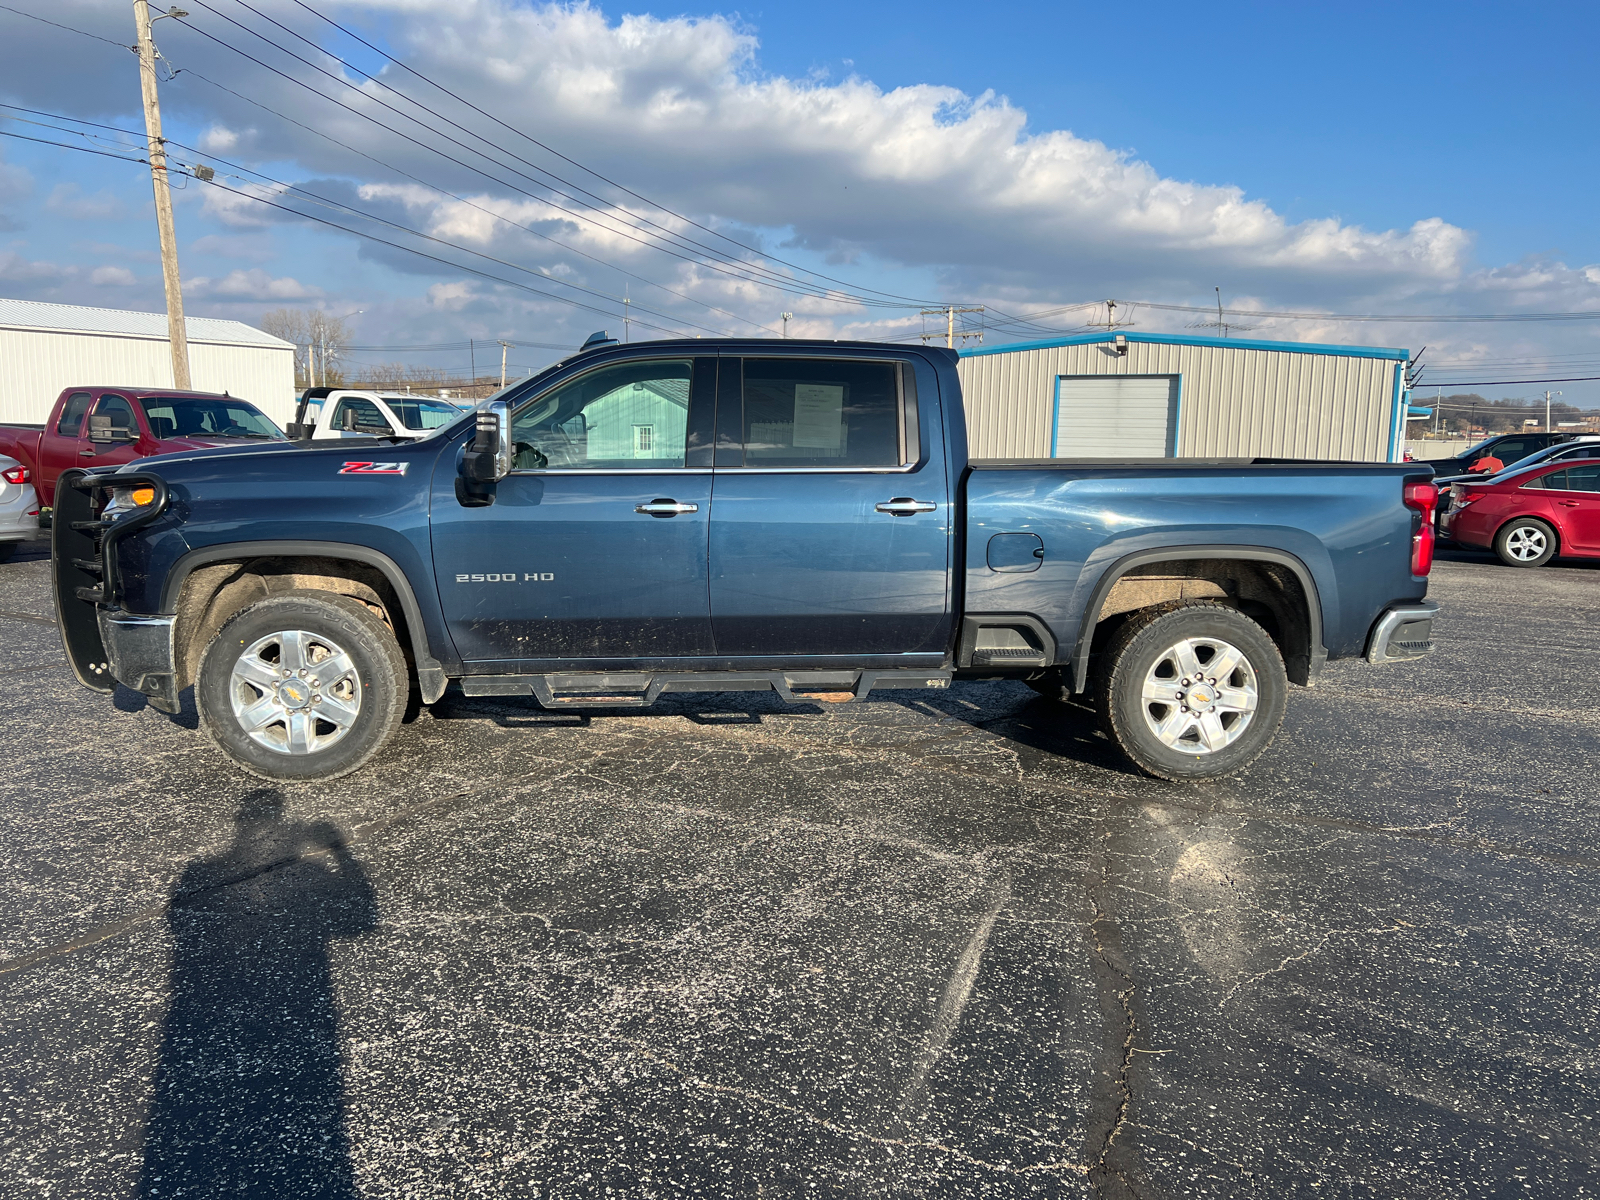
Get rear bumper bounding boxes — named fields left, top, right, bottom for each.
left=96, top=609, right=180, bottom=713
left=0, top=485, right=39, bottom=539
left=1365, top=600, right=1438, bottom=664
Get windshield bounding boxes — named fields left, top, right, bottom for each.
left=382, top=397, right=462, bottom=431
left=139, top=396, right=283, bottom=440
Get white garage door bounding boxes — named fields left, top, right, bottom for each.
left=1053, top=376, right=1178, bottom=457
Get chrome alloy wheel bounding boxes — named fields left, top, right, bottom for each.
left=1504, top=525, right=1548, bottom=561
left=229, top=629, right=362, bottom=755
left=1139, top=636, right=1259, bottom=756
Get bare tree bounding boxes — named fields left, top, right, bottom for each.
left=259, top=308, right=309, bottom=386
left=260, top=307, right=353, bottom=388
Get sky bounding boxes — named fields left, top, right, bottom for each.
left=1, top=0, right=1598, bottom=410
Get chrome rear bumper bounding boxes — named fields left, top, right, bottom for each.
left=1366, top=601, right=1438, bottom=665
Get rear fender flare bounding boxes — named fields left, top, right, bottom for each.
left=1070, top=544, right=1326, bottom=692
left=162, top=540, right=449, bottom=702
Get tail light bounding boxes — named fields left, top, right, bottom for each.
left=1, top=465, right=27, bottom=485
left=1403, top=481, right=1438, bottom=576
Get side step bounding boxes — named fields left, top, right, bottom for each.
left=459, top=668, right=953, bottom=709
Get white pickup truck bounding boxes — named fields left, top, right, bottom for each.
left=285, top=388, right=465, bottom=441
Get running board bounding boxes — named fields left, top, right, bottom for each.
left=459, top=668, right=953, bottom=708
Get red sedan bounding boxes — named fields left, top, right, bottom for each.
left=1442, top=462, right=1600, bottom=567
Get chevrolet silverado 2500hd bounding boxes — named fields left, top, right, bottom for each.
left=51, top=338, right=1440, bottom=782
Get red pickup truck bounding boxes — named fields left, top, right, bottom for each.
left=0, top=386, right=284, bottom=509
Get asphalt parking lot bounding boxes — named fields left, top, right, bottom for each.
left=0, top=538, right=1595, bottom=1199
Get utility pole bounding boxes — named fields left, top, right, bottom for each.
left=469, top=339, right=476, bottom=397
left=133, top=0, right=191, bottom=389
left=918, top=305, right=984, bottom=348
left=498, top=340, right=512, bottom=389
left=1545, top=389, right=1562, bottom=434
left=781, top=312, right=792, bottom=338
left=623, top=287, right=631, bottom=343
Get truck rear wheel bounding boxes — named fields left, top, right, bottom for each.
left=1096, top=601, right=1287, bottom=781
left=196, top=591, right=407, bottom=782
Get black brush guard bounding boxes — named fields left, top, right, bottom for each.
left=51, top=468, right=171, bottom=693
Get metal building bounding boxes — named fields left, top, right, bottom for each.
left=0, top=299, right=296, bottom=427
left=957, top=331, right=1411, bottom=462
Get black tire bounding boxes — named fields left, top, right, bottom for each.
left=1493, top=517, right=1557, bottom=568
left=1096, top=600, right=1287, bottom=782
left=196, top=590, right=407, bottom=782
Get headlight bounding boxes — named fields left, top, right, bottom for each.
left=102, top=485, right=157, bottom=519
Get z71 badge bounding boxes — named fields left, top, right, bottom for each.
left=339, top=461, right=408, bottom=475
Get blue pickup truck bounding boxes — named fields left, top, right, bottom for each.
left=52, top=337, right=1439, bottom=783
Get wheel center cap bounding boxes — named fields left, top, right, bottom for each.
left=278, top=679, right=311, bottom=707
left=1188, top=686, right=1214, bottom=709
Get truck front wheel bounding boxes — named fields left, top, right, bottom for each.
left=1096, top=601, right=1287, bottom=781
left=196, top=591, right=408, bottom=782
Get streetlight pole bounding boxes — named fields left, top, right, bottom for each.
left=1545, top=389, right=1562, bottom=434
left=781, top=312, right=792, bottom=338
left=133, top=1, right=192, bottom=389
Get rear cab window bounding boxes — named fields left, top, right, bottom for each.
left=55, top=392, right=92, bottom=437
left=733, top=358, right=910, bottom=468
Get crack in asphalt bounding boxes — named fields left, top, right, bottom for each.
left=0, top=609, right=54, bottom=626
left=1083, top=840, right=1154, bottom=1200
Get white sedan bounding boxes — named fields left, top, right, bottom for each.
left=0, top=454, right=39, bottom=560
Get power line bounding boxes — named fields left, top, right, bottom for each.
left=0, top=3, right=131, bottom=49
left=281, top=0, right=939, bottom=312
left=165, top=72, right=781, bottom=335
left=174, top=1, right=912, bottom=310
left=0, top=125, right=696, bottom=336
left=0, top=101, right=725, bottom=335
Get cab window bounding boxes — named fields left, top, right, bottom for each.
left=511, top=359, right=692, bottom=470
left=331, top=397, right=389, bottom=432
left=93, top=393, right=138, bottom=433
left=738, top=358, right=904, bottom=468
left=56, top=392, right=92, bottom=437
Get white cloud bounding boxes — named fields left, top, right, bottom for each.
left=186, top=268, right=322, bottom=301
left=5, top=0, right=1598, bottom=384
left=89, top=265, right=137, bottom=286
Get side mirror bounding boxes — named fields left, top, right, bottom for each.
left=88, top=414, right=134, bottom=444
left=462, top=400, right=512, bottom=483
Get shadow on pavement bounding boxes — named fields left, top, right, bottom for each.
left=137, top=788, right=376, bottom=1199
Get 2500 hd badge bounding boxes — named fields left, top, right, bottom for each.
left=456, top=572, right=556, bottom=582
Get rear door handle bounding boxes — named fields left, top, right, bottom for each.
left=876, top=497, right=937, bottom=516
left=635, top=499, right=699, bottom=517
left=1558, top=499, right=1582, bottom=507
left=79, top=449, right=95, bottom=456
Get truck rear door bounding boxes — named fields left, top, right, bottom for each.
left=706, top=355, right=952, bottom=658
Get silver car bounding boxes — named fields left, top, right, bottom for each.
left=0, top=454, right=40, bottom=560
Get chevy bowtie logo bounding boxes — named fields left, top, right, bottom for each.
left=339, top=461, right=408, bottom=475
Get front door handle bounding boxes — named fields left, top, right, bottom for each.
left=79, top=448, right=96, bottom=456
left=876, top=497, right=937, bottom=516
left=635, top=499, right=699, bottom=517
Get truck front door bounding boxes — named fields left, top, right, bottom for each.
left=78, top=392, right=146, bottom=471
left=707, top=355, right=952, bottom=659
left=430, top=356, right=718, bottom=665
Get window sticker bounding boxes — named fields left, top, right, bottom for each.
left=792, top=383, right=845, bottom=450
